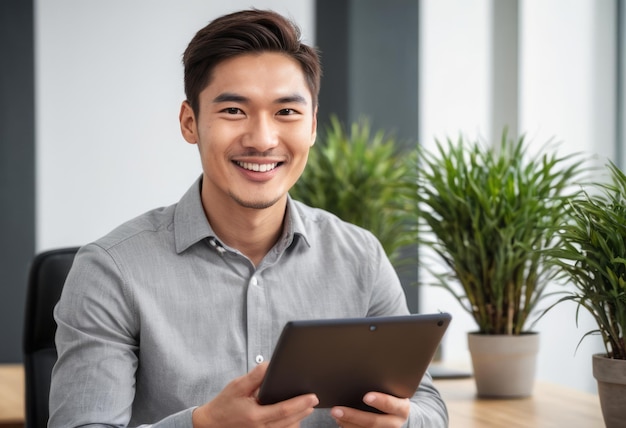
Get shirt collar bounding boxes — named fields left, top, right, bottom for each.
left=174, top=176, right=310, bottom=254
left=174, top=176, right=214, bottom=254
left=280, top=196, right=311, bottom=251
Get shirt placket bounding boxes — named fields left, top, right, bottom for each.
left=246, top=273, right=271, bottom=371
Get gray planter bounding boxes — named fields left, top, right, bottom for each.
left=468, top=332, right=539, bottom=398
left=593, top=353, right=626, bottom=428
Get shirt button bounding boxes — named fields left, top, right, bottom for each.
left=250, top=276, right=258, bottom=286
left=255, top=354, right=264, bottom=364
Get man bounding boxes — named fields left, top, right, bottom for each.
left=48, top=9, right=448, bottom=428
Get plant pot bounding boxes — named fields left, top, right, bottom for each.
left=467, top=332, right=539, bottom=398
left=593, top=353, right=626, bottom=428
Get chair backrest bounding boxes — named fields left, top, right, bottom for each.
left=23, top=247, right=79, bottom=428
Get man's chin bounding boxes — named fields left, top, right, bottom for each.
left=230, top=193, right=282, bottom=210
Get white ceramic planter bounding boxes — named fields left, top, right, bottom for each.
left=592, top=353, right=626, bottom=428
left=468, top=332, right=539, bottom=398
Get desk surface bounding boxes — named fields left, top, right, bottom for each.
left=0, top=364, right=24, bottom=428
left=434, top=377, right=604, bottom=428
left=0, top=364, right=605, bottom=428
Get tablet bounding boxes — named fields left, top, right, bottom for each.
left=257, top=312, right=451, bottom=412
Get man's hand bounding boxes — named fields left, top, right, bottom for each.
left=192, top=362, right=319, bottom=428
left=330, top=392, right=410, bottom=428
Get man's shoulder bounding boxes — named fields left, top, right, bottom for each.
left=94, top=204, right=176, bottom=251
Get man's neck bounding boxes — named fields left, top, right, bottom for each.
left=201, top=189, right=287, bottom=267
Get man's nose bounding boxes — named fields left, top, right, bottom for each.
left=243, top=115, right=279, bottom=151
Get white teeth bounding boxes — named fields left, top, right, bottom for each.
left=236, top=161, right=278, bottom=172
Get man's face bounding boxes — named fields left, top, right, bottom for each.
left=180, top=52, right=317, bottom=211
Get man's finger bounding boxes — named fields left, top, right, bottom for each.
left=362, top=392, right=409, bottom=418
left=262, top=394, right=319, bottom=427
left=229, top=362, right=269, bottom=396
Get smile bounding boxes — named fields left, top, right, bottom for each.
left=235, top=161, right=279, bottom=172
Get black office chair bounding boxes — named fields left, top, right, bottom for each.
left=23, top=247, right=79, bottom=428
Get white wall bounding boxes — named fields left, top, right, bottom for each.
left=419, top=0, right=615, bottom=393
left=35, top=0, right=314, bottom=251
left=419, top=0, right=492, bottom=144
left=520, top=0, right=615, bottom=164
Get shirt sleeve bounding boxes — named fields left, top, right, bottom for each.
left=404, top=371, right=449, bottom=428
left=48, top=243, right=195, bottom=428
left=365, top=235, right=449, bottom=427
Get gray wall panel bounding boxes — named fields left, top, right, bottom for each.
left=0, top=0, right=35, bottom=362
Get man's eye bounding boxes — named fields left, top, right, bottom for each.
left=222, top=107, right=242, bottom=114
left=277, top=108, right=297, bottom=116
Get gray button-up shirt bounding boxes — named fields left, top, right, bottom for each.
left=49, top=178, right=448, bottom=427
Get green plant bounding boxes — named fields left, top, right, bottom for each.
left=411, top=131, right=584, bottom=335
left=548, top=161, right=626, bottom=359
left=290, top=116, right=415, bottom=266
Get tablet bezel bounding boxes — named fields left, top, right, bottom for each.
left=257, top=312, right=451, bottom=411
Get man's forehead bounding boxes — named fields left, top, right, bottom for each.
left=202, top=53, right=313, bottom=103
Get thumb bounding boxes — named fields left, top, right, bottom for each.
left=249, top=361, right=269, bottom=381
left=239, top=362, right=269, bottom=396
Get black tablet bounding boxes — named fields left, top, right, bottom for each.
left=257, top=312, right=451, bottom=412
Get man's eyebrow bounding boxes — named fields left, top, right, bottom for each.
left=212, top=93, right=309, bottom=105
left=275, top=94, right=308, bottom=105
left=213, top=92, right=248, bottom=104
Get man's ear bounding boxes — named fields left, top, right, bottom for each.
left=179, top=100, right=198, bottom=145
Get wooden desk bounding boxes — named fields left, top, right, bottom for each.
left=0, top=364, right=24, bottom=428
left=434, top=377, right=604, bottom=427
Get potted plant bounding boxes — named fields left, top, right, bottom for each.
left=547, top=161, right=626, bottom=427
left=410, top=131, right=584, bottom=397
left=290, top=115, right=415, bottom=267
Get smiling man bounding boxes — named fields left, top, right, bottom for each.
left=48, top=9, right=448, bottom=428
left=179, top=51, right=317, bottom=266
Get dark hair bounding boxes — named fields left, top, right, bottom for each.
left=182, top=9, right=321, bottom=115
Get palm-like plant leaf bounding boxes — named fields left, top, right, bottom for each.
left=290, top=116, right=416, bottom=266
left=410, top=131, right=585, bottom=335
left=548, top=161, right=626, bottom=359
